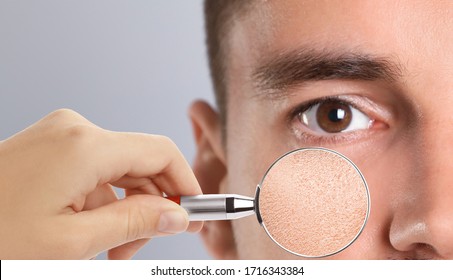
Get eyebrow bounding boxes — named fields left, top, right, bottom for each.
left=252, top=48, right=404, bottom=97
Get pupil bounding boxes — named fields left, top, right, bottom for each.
left=328, top=108, right=345, bottom=122
left=316, top=101, right=352, bottom=133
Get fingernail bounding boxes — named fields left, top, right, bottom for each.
left=158, top=210, right=188, bottom=234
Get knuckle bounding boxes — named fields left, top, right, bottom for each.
left=42, top=109, right=100, bottom=147
left=154, top=134, right=174, bottom=146
left=59, top=125, right=102, bottom=156
left=48, top=108, right=83, bottom=121
left=125, top=197, right=154, bottom=240
left=153, top=135, right=179, bottom=153
left=126, top=209, right=144, bottom=241
left=44, top=109, right=96, bottom=132
left=64, top=124, right=95, bottom=140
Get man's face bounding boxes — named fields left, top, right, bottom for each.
left=223, top=0, right=453, bottom=259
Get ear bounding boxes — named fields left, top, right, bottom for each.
left=188, top=100, right=238, bottom=259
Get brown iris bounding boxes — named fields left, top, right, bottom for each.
left=316, top=101, right=352, bottom=133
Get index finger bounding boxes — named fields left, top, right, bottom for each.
left=90, top=132, right=202, bottom=197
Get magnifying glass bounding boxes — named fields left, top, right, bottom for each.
left=168, top=147, right=370, bottom=258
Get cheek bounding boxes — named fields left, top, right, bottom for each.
left=328, top=138, right=417, bottom=258
left=226, top=94, right=286, bottom=196
left=225, top=132, right=282, bottom=258
left=225, top=106, right=299, bottom=259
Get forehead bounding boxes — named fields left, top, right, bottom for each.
left=225, top=0, right=453, bottom=113
left=229, top=0, right=452, bottom=65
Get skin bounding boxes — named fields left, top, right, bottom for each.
left=1, top=0, right=452, bottom=260
left=0, top=109, right=202, bottom=259
left=191, top=0, right=453, bottom=259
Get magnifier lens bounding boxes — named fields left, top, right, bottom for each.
left=257, top=148, right=369, bottom=258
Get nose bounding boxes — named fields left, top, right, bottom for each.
left=389, top=205, right=453, bottom=258
left=389, top=127, right=453, bottom=259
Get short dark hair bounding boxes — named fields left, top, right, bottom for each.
left=204, top=0, right=253, bottom=126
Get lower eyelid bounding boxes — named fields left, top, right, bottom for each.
left=290, top=116, right=388, bottom=146
left=290, top=125, right=366, bottom=145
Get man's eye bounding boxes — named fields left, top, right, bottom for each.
left=298, top=100, right=372, bottom=134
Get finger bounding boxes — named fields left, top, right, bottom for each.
left=187, top=221, right=204, bottom=233
left=36, top=109, right=99, bottom=132
left=73, top=194, right=189, bottom=258
left=107, top=239, right=150, bottom=260
left=112, top=175, right=204, bottom=233
left=111, top=176, right=153, bottom=189
left=95, top=133, right=202, bottom=197
left=114, top=177, right=204, bottom=233
left=83, top=183, right=118, bottom=211
left=112, top=176, right=162, bottom=196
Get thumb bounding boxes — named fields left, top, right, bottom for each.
left=73, top=195, right=189, bottom=258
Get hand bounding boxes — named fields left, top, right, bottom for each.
left=0, top=109, right=202, bottom=259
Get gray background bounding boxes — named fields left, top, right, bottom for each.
left=0, top=0, right=213, bottom=259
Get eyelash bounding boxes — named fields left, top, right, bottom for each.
left=289, top=96, right=374, bottom=145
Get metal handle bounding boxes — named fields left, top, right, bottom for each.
left=169, top=194, right=255, bottom=221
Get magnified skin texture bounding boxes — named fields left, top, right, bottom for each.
left=259, top=149, right=368, bottom=257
